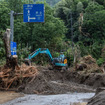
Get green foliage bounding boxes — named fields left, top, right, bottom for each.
left=17, top=46, right=31, bottom=64
left=95, top=0, right=105, bottom=5
left=0, top=39, right=5, bottom=58
left=27, top=0, right=61, bottom=6
left=77, top=41, right=103, bottom=59
left=6, top=0, right=23, bottom=12
left=97, top=58, right=104, bottom=66
left=85, top=1, right=104, bottom=13
left=47, top=0, right=61, bottom=6
left=78, top=2, right=105, bottom=58
left=65, top=47, right=74, bottom=66
left=0, top=0, right=10, bottom=30
left=0, top=58, right=6, bottom=66
left=77, top=1, right=83, bottom=13
left=1, top=0, right=105, bottom=66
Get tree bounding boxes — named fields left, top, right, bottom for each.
left=0, top=0, right=10, bottom=31
left=0, top=0, right=10, bottom=63
left=5, top=0, right=23, bottom=12
left=82, top=2, right=104, bottom=43
left=95, top=0, right=105, bottom=5
left=79, top=2, right=105, bottom=58
left=30, top=3, right=67, bottom=52
left=77, top=1, right=83, bottom=13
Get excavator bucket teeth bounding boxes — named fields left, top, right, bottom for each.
left=24, top=59, right=31, bottom=66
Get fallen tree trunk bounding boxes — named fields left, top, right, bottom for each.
left=2, top=29, right=19, bottom=70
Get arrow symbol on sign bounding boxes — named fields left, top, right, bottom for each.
left=28, top=16, right=36, bottom=22
left=28, top=10, right=30, bottom=13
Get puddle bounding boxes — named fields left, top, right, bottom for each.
left=1, top=92, right=95, bottom=105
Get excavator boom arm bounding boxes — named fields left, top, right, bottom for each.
left=27, top=48, right=53, bottom=61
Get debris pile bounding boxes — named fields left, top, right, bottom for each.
left=76, top=55, right=101, bottom=73
left=21, top=67, right=95, bottom=94
left=1, top=64, right=105, bottom=94
left=0, top=64, right=38, bottom=90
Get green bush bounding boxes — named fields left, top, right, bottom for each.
left=97, top=58, right=104, bottom=66
left=0, top=57, right=6, bottom=66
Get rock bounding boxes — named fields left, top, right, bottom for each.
left=95, top=87, right=105, bottom=95
left=87, top=88, right=105, bottom=105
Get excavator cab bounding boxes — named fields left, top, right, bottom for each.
left=52, top=52, right=68, bottom=70
left=59, top=52, right=65, bottom=62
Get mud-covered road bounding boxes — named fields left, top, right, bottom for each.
left=2, top=93, right=95, bottom=105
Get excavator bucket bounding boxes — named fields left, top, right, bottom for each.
left=24, top=58, right=31, bottom=66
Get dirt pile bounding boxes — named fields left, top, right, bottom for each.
left=76, top=55, right=102, bottom=73
left=0, top=64, right=38, bottom=90
left=79, top=73, right=105, bottom=88
left=0, top=64, right=95, bottom=94
left=20, top=66, right=94, bottom=94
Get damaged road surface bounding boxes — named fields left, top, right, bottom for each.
left=1, top=63, right=105, bottom=105
left=2, top=93, right=95, bottom=105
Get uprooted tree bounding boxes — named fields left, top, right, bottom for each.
left=0, top=29, right=38, bottom=90
left=2, top=29, right=19, bottom=70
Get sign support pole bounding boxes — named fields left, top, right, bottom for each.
left=10, top=11, right=23, bottom=56
left=10, top=11, right=23, bottom=42
left=10, top=11, right=14, bottom=42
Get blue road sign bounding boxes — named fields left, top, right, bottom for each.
left=10, top=42, right=17, bottom=55
left=23, top=4, right=44, bottom=22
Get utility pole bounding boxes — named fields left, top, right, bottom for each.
left=10, top=11, right=14, bottom=42
left=10, top=11, right=23, bottom=42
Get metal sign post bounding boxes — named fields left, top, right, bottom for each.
left=10, top=11, right=14, bottom=42
left=10, top=11, right=23, bottom=56
left=10, top=11, right=23, bottom=42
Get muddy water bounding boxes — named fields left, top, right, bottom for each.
left=0, top=91, right=24, bottom=104
left=1, top=92, right=95, bottom=105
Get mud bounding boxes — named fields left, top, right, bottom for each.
left=18, top=65, right=105, bottom=95
left=18, top=66, right=95, bottom=94
left=1, top=64, right=105, bottom=95
left=0, top=91, right=24, bottom=104
left=78, top=73, right=105, bottom=87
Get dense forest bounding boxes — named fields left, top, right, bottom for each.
left=0, top=0, right=105, bottom=66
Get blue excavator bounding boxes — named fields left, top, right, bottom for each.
left=25, top=48, right=68, bottom=70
